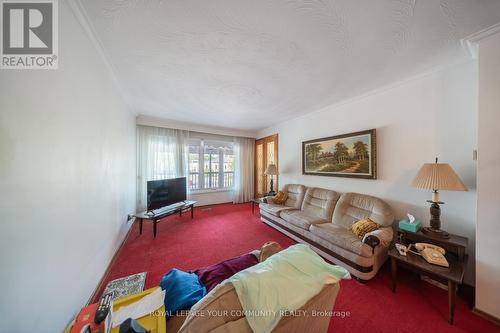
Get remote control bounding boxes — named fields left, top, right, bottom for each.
left=94, top=292, right=113, bottom=324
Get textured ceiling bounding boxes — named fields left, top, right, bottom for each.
left=78, top=0, right=500, bottom=131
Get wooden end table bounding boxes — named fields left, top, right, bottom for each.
left=133, top=200, right=196, bottom=238
left=251, top=198, right=265, bottom=215
left=389, top=229, right=468, bottom=325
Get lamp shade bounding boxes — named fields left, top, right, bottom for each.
left=264, top=164, right=278, bottom=175
left=411, top=162, right=467, bottom=191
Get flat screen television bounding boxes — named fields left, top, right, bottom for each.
left=147, top=177, right=187, bottom=210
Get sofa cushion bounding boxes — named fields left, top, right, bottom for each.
left=260, top=210, right=313, bottom=241
left=310, top=223, right=374, bottom=258
left=262, top=210, right=376, bottom=266
left=260, top=211, right=377, bottom=268
left=301, top=187, right=340, bottom=221
left=333, top=192, right=394, bottom=228
left=280, top=210, right=329, bottom=230
left=259, top=203, right=294, bottom=217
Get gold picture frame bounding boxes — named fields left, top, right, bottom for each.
left=302, top=129, right=376, bottom=179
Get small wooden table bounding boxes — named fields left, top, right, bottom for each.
left=389, top=229, right=467, bottom=325
left=251, top=198, right=265, bottom=215
left=133, top=201, right=196, bottom=238
left=398, top=228, right=467, bottom=261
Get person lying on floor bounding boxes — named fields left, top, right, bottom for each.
left=159, top=241, right=284, bottom=317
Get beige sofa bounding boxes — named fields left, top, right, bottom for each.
left=259, top=185, right=394, bottom=281
left=171, top=282, right=339, bottom=333
left=166, top=247, right=341, bottom=333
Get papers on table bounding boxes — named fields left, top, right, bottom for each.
left=110, top=287, right=165, bottom=328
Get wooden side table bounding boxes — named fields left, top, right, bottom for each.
left=251, top=198, right=265, bottom=215
left=133, top=200, right=196, bottom=238
left=398, top=228, right=467, bottom=261
left=389, top=229, right=468, bottom=325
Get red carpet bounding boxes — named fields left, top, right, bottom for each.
left=96, top=203, right=499, bottom=332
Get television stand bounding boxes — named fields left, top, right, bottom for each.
left=133, top=200, right=196, bottom=238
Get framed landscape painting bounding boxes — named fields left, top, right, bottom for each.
left=302, top=129, right=376, bottom=179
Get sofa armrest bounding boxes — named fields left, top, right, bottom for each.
left=362, top=226, right=393, bottom=248
left=363, top=235, right=380, bottom=253
left=263, top=196, right=275, bottom=204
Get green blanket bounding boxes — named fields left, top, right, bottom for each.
left=227, top=244, right=350, bottom=333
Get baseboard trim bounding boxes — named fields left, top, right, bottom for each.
left=81, top=206, right=499, bottom=329
left=196, top=201, right=233, bottom=208
left=86, top=218, right=136, bottom=305
left=85, top=202, right=247, bottom=304
left=473, top=307, right=500, bottom=326
left=195, top=201, right=259, bottom=208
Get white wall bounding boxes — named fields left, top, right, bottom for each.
left=476, top=31, right=500, bottom=319
left=258, top=61, right=478, bottom=284
left=188, top=190, right=234, bottom=207
left=0, top=3, right=136, bottom=332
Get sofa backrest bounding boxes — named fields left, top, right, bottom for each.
left=301, top=187, right=340, bottom=221
left=177, top=282, right=340, bottom=333
left=178, top=282, right=243, bottom=333
left=332, top=192, right=394, bottom=228
left=282, top=184, right=306, bottom=209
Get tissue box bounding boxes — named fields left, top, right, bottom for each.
left=399, top=218, right=422, bottom=233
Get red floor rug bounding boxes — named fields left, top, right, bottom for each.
left=96, top=203, right=499, bottom=333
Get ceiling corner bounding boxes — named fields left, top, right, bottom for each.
left=66, top=0, right=133, bottom=113
left=461, top=22, right=500, bottom=59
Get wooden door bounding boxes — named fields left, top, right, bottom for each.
left=255, top=134, right=278, bottom=197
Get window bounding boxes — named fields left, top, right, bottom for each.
left=188, top=140, right=235, bottom=191
left=188, top=145, right=200, bottom=189
left=223, top=153, right=235, bottom=187
left=151, top=140, right=178, bottom=180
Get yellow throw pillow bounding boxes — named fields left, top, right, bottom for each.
left=351, top=218, right=379, bottom=239
left=272, top=191, right=288, bottom=205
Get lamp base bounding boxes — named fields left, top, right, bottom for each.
left=423, top=199, right=450, bottom=239
left=422, top=227, right=450, bottom=239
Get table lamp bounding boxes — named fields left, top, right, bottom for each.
left=411, top=158, right=467, bottom=238
left=264, top=164, right=278, bottom=195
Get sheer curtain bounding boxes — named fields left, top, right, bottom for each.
left=136, top=125, right=189, bottom=211
left=233, top=137, right=255, bottom=203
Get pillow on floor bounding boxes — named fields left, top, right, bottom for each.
left=159, top=268, right=207, bottom=317
left=351, top=218, right=379, bottom=239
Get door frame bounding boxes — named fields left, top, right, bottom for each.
left=254, top=134, right=279, bottom=197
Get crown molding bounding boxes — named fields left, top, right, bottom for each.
left=257, top=57, right=475, bottom=136
left=461, top=22, right=500, bottom=59
left=137, top=115, right=257, bottom=138
left=67, top=0, right=134, bottom=113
